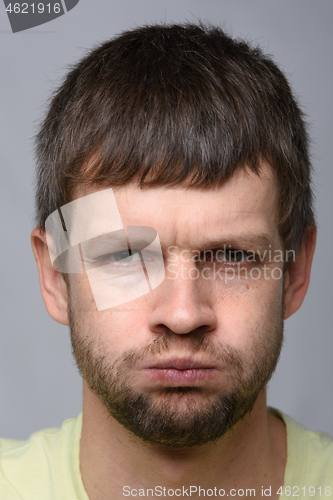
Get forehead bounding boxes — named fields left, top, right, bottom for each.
left=74, top=162, right=280, bottom=247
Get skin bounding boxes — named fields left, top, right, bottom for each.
left=32, top=162, right=316, bottom=499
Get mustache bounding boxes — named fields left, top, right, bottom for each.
left=114, top=329, right=244, bottom=375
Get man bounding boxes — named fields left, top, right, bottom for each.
left=1, top=23, right=332, bottom=499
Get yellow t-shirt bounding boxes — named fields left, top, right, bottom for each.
left=0, top=413, right=88, bottom=499
left=0, top=409, right=332, bottom=499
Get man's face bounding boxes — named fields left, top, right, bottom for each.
left=67, top=163, right=285, bottom=447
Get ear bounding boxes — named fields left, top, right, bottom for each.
left=31, top=227, right=70, bottom=325
left=284, top=226, right=317, bottom=320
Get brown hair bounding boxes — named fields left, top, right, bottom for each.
left=35, top=23, right=315, bottom=252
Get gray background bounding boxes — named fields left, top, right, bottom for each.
left=0, top=0, right=332, bottom=440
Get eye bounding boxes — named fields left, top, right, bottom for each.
left=112, top=250, right=136, bottom=262
left=198, top=248, right=254, bottom=266
left=96, top=249, right=141, bottom=266
left=199, top=249, right=248, bottom=263
left=224, top=249, right=246, bottom=262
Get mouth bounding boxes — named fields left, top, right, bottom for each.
left=144, top=357, right=218, bottom=385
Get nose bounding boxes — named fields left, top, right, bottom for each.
left=148, top=261, right=217, bottom=335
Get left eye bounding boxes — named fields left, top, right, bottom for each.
left=224, top=249, right=246, bottom=262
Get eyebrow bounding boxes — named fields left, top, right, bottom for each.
left=168, top=233, right=278, bottom=253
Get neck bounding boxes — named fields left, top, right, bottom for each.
left=79, top=381, right=286, bottom=500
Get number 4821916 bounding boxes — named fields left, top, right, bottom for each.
left=5, top=3, right=61, bottom=14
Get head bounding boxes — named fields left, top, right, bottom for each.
left=32, top=23, right=316, bottom=447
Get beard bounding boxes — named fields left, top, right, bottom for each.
left=68, top=296, right=284, bottom=448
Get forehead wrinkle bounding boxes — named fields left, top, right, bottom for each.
left=74, top=162, right=280, bottom=244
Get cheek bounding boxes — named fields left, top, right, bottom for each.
left=213, top=274, right=284, bottom=349
left=68, top=272, right=96, bottom=312
left=69, top=285, right=150, bottom=356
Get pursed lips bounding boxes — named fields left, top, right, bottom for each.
left=143, top=357, right=219, bottom=385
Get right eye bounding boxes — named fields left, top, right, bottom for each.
left=112, top=250, right=134, bottom=262
left=97, top=249, right=141, bottom=266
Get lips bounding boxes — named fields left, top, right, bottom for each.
left=148, top=357, right=215, bottom=370
left=144, top=358, right=218, bottom=385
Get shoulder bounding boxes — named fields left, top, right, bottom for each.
left=269, top=408, right=333, bottom=489
left=0, top=415, right=80, bottom=463
left=0, top=414, right=86, bottom=500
